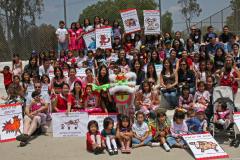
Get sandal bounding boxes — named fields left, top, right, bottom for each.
left=125, top=147, right=131, bottom=153
left=121, top=147, right=126, bottom=153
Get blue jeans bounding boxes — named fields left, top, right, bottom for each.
left=58, top=42, right=68, bottom=53
left=166, top=136, right=186, bottom=147
left=162, top=90, right=178, bottom=107
left=132, top=135, right=152, bottom=145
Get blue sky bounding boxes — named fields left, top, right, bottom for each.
left=37, top=0, right=230, bottom=31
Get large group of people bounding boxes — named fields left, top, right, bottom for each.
left=1, top=16, right=240, bottom=154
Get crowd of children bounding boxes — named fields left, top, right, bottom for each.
left=0, top=17, right=240, bottom=151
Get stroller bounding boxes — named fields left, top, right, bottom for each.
left=210, top=86, right=240, bottom=147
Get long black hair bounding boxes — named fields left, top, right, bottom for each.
left=103, top=117, right=114, bottom=129
left=87, top=120, right=99, bottom=133
left=98, top=65, right=109, bottom=85
left=71, top=80, right=83, bottom=99
left=147, top=62, right=158, bottom=82
left=161, top=58, right=173, bottom=75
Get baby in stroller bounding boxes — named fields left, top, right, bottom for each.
left=213, top=102, right=231, bottom=130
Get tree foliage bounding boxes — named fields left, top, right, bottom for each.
left=226, top=0, right=240, bottom=33
left=0, top=0, right=44, bottom=60
left=161, top=11, right=173, bottom=33
left=178, top=0, right=202, bottom=32
left=79, top=0, right=158, bottom=26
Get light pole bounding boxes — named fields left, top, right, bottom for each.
left=64, top=0, right=67, bottom=27
left=159, top=0, right=162, bottom=33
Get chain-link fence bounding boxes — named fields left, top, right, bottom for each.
left=0, top=0, right=162, bottom=62
left=182, top=6, right=240, bottom=39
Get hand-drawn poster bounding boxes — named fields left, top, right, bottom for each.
left=183, top=133, right=229, bottom=160
left=0, top=104, right=23, bottom=142
left=143, top=10, right=161, bottom=35
left=83, top=30, right=96, bottom=50
left=52, top=112, right=88, bottom=137
left=120, top=8, right=141, bottom=33
left=96, top=26, right=112, bottom=49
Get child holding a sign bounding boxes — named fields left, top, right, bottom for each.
left=167, top=109, right=188, bottom=149
left=86, top=120, right=105, bottom=154
left=101, top=117, right=118, bottom=155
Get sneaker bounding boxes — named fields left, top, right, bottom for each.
left=163, top=143, right=170, bottom=152
left=151, top=142, right=160, bottom=147
left=114, top=149, right=118, bottom=155
left=108, top=150, right=114, bottom=156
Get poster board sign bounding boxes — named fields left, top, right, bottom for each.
left=234, top=112, right=240, bottom=131
left=0, top=104, right=23, bottom=142
left=52, top=112, right=88, bottom=137
left=182, top=133, right=229, bottom=160
left=96, top=26, right=112, bottom=49
left=83, top=30, right=96, bottom=50
left=76, top=68, right=87, bottom=79
left=143, top=10, right=161, bottom=35
left=120, top=8, right=141, bottom=33
left=88, top=113, right=118, bottom=131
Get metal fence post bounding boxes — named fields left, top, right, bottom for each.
left=221, top=9, right=223, bottom=29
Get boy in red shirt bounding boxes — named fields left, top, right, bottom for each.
left=0, top=66, right=13, bottom=91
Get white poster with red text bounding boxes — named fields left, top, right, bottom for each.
left=183, top=133, right=228, bottom=160
left=95, top=26, right=112, bottom=49
left=120, top=8, right=141, bottom=34
left=0, top=104, right=23, bottom=142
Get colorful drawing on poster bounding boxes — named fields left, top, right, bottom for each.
left=96, top=26, right=112, bottom=49
left=52, top=112, right=89, bottom=137
left=189, top=141, right=218, bottom=153
left=183, top=133, right=229, bottom=160
left=0, top=104, right=23, bottom=142
left=61, top=119, right=80, bottom=130
left=2, top=116, right=21, bottom=135
left=83, top=30, right=96, bottom=50
left=120, top=8, right=141, bottom=33
left=124, top=18, right=137, bottom=27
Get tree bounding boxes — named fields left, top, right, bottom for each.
left=0, top=23, right=10, bottom=61
left=178, top=0, right=202, bottom=32
left=25, top=24, right=57, bottom=56
left=226, top=0, right=240, bottom=33
left=79, top=0, right=158, bottom=26
left=0, top=0, right=44, bottom=57
left=161, top=11, right=173, bottom=33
